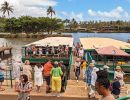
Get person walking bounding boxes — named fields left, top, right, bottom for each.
left=85, top=63, right=94, bottom=98
left=50, top=61, right=63, bottom=97
left=43, top=60, right=53, bottom=93
left=59, top=61, right=66, bottom=92
left=16, top=74, right=32, bottom=100
left=74, top=58, right=81, bottom=82
left=34, top=63, right=43, bottom=93
left=13, top=60, right=21, bottom=91
left=89, top=67, right=99, bottom=98
left=114, top=66, right=125, bottom=87
left=78, top=47, right=84, bottom=59
left=80, top=59, right=87, bottom=80
left=22, top=60, right=32, bottom=80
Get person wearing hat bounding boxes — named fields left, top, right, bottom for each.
left=50, top=61, right=63, bottom=97
left=22, top=60, right=32, bottom=81
left=74, top=57, right=81, bottom=82
left=85, top=62, right=95, bottom=98
left=114, top=66, right=125, bottom=86
left=89, top=67, right=99, bottom=98
left=59, top=61, right=66, bottom=92
left=103, top=65, right=109, bottom=71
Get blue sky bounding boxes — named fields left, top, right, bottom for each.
left=0, top=0, right=130, bottom=21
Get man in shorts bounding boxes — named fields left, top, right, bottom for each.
left=43, top=60, right=53, bottom=93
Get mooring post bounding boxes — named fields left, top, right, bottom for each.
left=9, top=49, right=12, bottom=54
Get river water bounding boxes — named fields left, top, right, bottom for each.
left=0, top=33, right=130, bottom=62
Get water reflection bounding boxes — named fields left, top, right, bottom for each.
left=0, top=38, right=39, bottom=61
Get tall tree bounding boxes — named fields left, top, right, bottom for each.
left=47, top=6, right=55, bottom=34
left=0, top=1, right=14, bottom=18
left=0, top=1, right=14, bottom=33
left=47, top=6, right=55, bottom=19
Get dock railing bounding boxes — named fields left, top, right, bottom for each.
left=116, top=95, right=130, bottom=100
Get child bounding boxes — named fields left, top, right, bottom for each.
left=16, top=74, right=32, bottom=100
left=112, top=77, right=121, bottom=99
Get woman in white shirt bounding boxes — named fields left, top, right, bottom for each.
left=114, top=66, right=125, bottom=86
left=34, top=63, right=43, bottom=93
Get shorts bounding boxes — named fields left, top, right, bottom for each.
left=0, top=77, right=4, bottom=82
left=44, top=76, right=50, bottom=86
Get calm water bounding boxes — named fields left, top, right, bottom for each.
left=0, top=33, right=130, bottom=62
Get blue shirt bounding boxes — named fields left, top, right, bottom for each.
left=85, top=66, right=93, bottom=85
left=112, top=81, right=121, bottom=95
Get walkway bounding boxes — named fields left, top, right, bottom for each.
left=0, top=56, right=130, bottom=100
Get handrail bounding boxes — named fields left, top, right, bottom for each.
left=116, top=95, right=130, bottom=100
left=68, top=52, right=73, bottom=79
left=86, top=52, right=93, bottom=64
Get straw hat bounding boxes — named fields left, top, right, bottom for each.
left=103, top=65, right=109, bottom=69
left=89, top=63, right=94, bottom=66
left=24, top=60, right=30, bottom=65
left=116, top=66, right=121, bottom=70
left=54, top=61, right=58, bottom=65
left=59, top=61, right=63, bottom=64
left=93, top=67, right=99, bottom=72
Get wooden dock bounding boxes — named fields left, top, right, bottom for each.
left=0, top=47, right=12, bottom=58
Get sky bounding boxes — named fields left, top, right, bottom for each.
left=0, top=0, right=130, bottom=21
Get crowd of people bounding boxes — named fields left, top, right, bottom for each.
left=0, top=42, right=129, bottom=100
left=0, top=59, right=67, bottom=99
left=72, top=42, right=128, bottom=100
left=73, top=57, right=128, bottom=100
left=26, top=45, right=70, bottom=58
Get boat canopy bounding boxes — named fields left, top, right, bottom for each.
left=96, top=46, right=130, bottom=57
left=80, top=37, right=130, bottom=50
left=24, top=37, right=74, bottom=47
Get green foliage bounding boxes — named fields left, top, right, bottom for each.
left=0, top=16, right=64, bottom=34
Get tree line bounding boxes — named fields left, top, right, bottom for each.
left=0, top=1, right=130, bottom=34
left=0, top=16, right=63, bottom=34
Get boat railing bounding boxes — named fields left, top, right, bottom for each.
left=86, top=52, right=93, bottom=64
left=116, top=95, right=130, bottom=100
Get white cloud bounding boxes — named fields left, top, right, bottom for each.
left=61, top=11, right=84, bottom=21
left=0, top=0, right=57, bottom=17
left=88, top=6, right=130, bottom=20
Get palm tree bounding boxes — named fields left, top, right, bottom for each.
left=0, top=1, right=14, bottom=18
left=47, top=6, right=55, bottom=19
left=47, top=6, right=55, bottom=34
left=64, top=19, right=70, bottom=27
left=0, top=1, right=14, bottom=33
